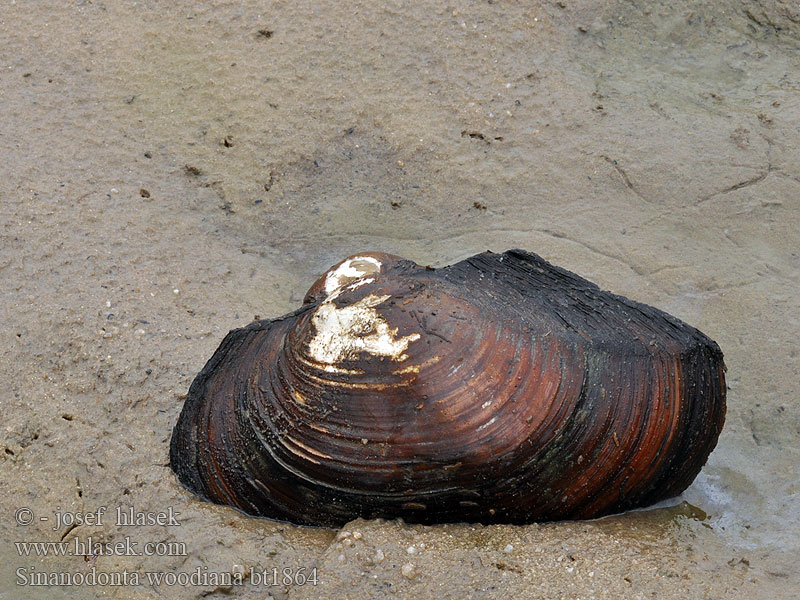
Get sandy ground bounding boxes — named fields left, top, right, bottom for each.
left=1, top=1, right=799, bottom=598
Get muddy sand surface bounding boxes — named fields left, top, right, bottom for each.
left=1, top=1, right=799, bottom=598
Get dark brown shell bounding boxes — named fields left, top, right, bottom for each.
left=170, top=249, right=726, bottom=526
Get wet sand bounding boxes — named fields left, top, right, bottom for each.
left=1, top=1, right=798, bottom=598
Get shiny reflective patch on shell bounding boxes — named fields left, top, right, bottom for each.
left=392, top=355, right=442, bottom=375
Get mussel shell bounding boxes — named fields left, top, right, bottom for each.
left=170, top=249, right=726, bottom=526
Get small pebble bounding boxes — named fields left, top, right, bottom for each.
left=352, top=531, right=362, bottom=540
left=504, top=544, right=514, bottom=553
left=337, top=531, right=351, bottom=541
left=337, top=554, right=345, bottom=562
left=343, top=538, right=353, bottom=547
left=231, top=564, right=245, bottom=578
left=374, top=549, right=385, bottom=563
left=401, top=563, right=416, bottom=580
left=406, top=546, right=416, bottom=554
left=173, top=288, right=180, bottom=294
left=106, top=300, right=111, bottom=307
